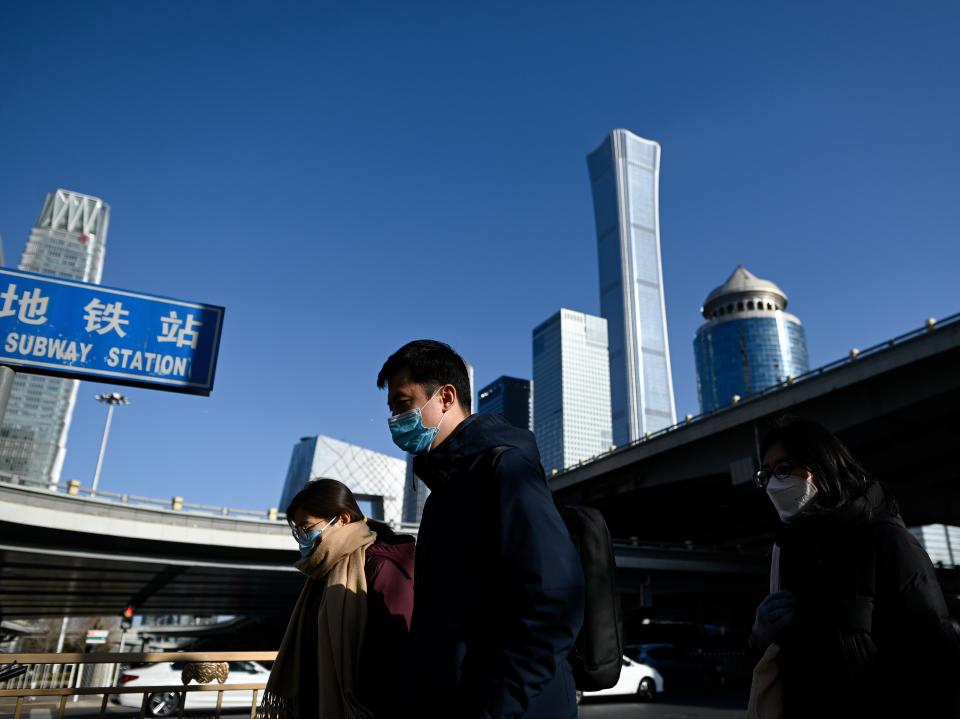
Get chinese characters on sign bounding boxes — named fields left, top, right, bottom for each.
left=0, top=269, right=224, bottom=395
left=0, top=284, right=49, bottom=325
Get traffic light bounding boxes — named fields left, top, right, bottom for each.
left=120, top=605, right=135, bottom=630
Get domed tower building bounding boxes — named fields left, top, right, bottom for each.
left=694, top=266, right=809, bottom=413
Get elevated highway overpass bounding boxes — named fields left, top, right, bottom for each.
left=0, top=482, right=302, bottom=619
left=551, top=313, right=960, bottom=549
left=0, top=481, right=764, bottom=622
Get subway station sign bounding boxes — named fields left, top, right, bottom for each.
left=0, top=269, right=224, bottom=395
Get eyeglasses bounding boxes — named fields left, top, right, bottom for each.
left=754, top=460, right=803, bottom=489
left=288, top=517, right=335, bottom=543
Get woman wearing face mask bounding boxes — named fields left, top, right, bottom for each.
left=257, top=478, right=415, bottom=719
left=749, top=417, right=959, bottom=717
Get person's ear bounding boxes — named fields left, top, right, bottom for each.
left=440, top=384, right=457, bottom=411
left=339, top=511, right=352, bottom=525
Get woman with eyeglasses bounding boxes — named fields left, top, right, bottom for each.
left=258, top=478, right=415, bottom=719
left=749, top=417, right=959, bottom=717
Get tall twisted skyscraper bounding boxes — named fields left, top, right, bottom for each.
left=587, top=130, right=677, bottom=445
left=0, top=190, right=109, bottom=486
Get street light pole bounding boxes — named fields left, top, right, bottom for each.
left=91, top=392, right=129, bottom=497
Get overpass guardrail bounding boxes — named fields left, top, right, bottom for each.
left=0, top=477, right=423, bottom=537
left=551, top=311, right=960, bottom=478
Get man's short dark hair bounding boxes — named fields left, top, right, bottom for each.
left=377, top=340, right=472, bottom=412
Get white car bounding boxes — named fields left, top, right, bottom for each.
left=116, top=661, right=270, bottom=717
left=582, top=656, right=664, bottom=701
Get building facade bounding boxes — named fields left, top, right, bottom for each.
left=694, top=266, right=809, bottom=413
left=478, top=375, right=532, bottom=430
left=909, top=524, right=959, bottom=567
left=587, top=129, right=677, bottom=446
left=533, top=309, right=612, bottom=473
left=279, top=435, right=406, bottom=526
left=0, top=190, right=109, bottom=487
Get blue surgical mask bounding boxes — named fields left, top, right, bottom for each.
left=388, top=388, right=447, bottom=455
left=293, top=516, right=338, bottom=557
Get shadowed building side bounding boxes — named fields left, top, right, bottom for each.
left=478, top=375, right=532, bottom=430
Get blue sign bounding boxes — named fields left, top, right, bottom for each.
left=0, top=269, right=224, bottom=395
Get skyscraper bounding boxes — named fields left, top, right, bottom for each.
left=532, top=309, right=612, bottom=473
left=587, top=130, right=677, bottom=445
left=478, top=375, right=532, bottom=430
left=694, top=266, right=809, bottom=413
left=0, top=190, right=109, bottom=486
left=279, top=435, right=406, bottom=525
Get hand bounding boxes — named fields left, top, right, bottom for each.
left=751, top=591, right=796, bottom=650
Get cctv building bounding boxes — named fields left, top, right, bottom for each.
left=0, top=190, right=109, bottom=487
left=279, top=435, right=407, bottom=526
left=587, top=130, right=677, bottom=446
left=694, top=266, right=809, bottom=413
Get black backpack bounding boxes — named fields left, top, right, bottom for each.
left=486, top=446, right=624, bottom=692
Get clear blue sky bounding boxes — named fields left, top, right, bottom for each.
left=1, top=1, right=957, bottom=510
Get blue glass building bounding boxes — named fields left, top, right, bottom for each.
left=694, top=267, right=809, bottom=413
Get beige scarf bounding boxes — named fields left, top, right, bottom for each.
left=258, top=520, right=376, bottom=719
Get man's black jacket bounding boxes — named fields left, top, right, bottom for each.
left=411, top=413, right=585, bottom=719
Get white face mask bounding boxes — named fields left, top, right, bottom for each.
left=766, top=475, right=819, bottom=522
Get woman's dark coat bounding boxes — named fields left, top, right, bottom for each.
left=774, top=482, right=960, bottom=717
left=359, top=532, right=415, bottom=716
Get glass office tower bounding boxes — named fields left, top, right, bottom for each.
left=0, top=190, right=109, bottom=487
left=533, top=309, right=612, bottom=473
left=478, top=375, right=532, bottom=430
left=694, top=266, right=809, bottom=413
left=588, top=130, right=677, bottom=446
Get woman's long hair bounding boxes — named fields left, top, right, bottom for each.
left=286, top=478, right=364, bottom=523
left=759, top=416, right=876, bottom=510
left=285, top=477, right=401, bottom=541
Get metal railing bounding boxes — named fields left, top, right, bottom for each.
left=553, top=311, right=960, bottom=478
left=0, top=477, right=423, bottom=535
left=54, top=481, right=286, bottom=522
left=0, top=652, right=276, bottom=719
left=0, top=478, right=287, bottom=523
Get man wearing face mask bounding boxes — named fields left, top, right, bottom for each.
left=377, top=340, right=585, bottom=719
left=748, top=416, right=960, bottom=718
